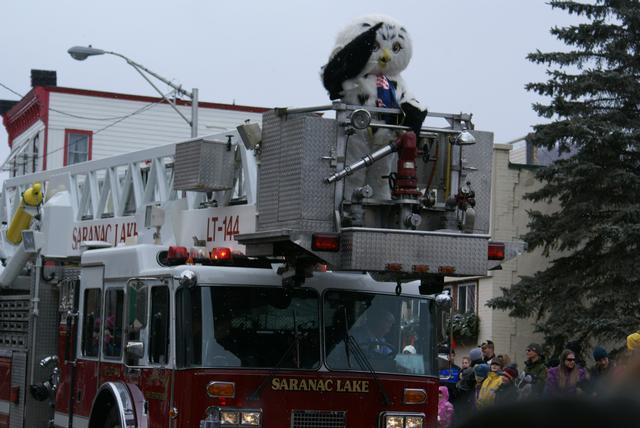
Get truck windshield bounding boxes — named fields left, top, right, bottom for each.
left=176, top=285, right=320, bottom=369
left=323, top=290, right=437, bottom=376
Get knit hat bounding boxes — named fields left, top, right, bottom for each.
left=627, top=332, right=640, bottom=351
left=501, top=367, right=518, bottom=381
left=469, top=347, right=483, bottom=362
left=474, top=363, right=490, bottom=378
left=527, top=343, right=543, bottom=356
left=490, top=358, right=504, bottom=369
left=592, top=346, right=608, bottom=361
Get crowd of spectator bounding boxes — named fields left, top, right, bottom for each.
left=436, top=331, right=640, bottom=427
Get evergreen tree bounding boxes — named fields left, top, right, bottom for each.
left=487, top=0, right=640, bottom=355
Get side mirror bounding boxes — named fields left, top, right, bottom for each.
left=179, top=270, right=198, bottom=288
left=435, top=291, right=452, bottom=310
left=126, top=341, right=145, bottom=359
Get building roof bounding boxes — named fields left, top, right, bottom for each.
left=2, top=85, right=270, bottom=148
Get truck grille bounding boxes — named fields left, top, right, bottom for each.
left=291, top=410, right=346, bottom=428
left=291, top=410, right=347, bottom=428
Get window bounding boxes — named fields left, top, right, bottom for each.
left=456, top=282, right=476, bottom=314
left=103, top=288, right=124, bottom=359
left=64, top=129, right=92, bottom=166
left=323, top=290, right=437, bottom=375
left=176, top=286, right=320, bottom=369
left=126, top=282, right=148, bottom=366
left=31, top=133, right=39, bottom=173
left=81, top=288, right=102, bottom=357
left=149, top=286, right=170, bottom=364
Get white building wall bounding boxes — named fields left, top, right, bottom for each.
left=4, top=121, right=45, bottom=176
left=468, top=144, right=557, bottom=367
left=509, top=140, right=527, bottom=164
left=46, top=92, right=263, bottom=169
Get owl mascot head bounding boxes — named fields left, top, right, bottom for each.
left=321, top=14, right=427, bottom=135
left=321, top=15, right=428, bottom=200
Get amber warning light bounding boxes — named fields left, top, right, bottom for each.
left=488, top=242, right=505, bottom=260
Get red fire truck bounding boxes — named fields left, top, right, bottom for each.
left=0, top=103, right=514, bottom=427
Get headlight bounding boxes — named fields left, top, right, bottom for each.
left=220, top=411, right=239, bottom=425
left=405, top=416, right=424, bottom=428
left=382, top=413, right=424, bottom=428
left=241, top=411, right=261, bottom=426
left=386, top=416, right=405, bottom=428
left=206, top=408, right=262, bottom=427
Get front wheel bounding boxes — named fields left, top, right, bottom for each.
left=103, top=405, right=122, bottom=428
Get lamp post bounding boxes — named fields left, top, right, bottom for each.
left=68, top=46, right=199, bottom=138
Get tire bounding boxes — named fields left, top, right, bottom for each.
left=103, top=404, right=122, bottom=428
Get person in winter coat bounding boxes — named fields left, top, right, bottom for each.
left=456, top=349, right=483, bottom=397
left=627, top=331, right=640, bottom=355
left=584, top=346, right=612, bottom=396
left=461, top=356, right=470, bottom=370
left=438, top=385, right=454, bottom=428
left=476, top=358, right=502, bottom=409
left=523, top=343, right=547, bottom=396
left=473, top=363, right=490, bottom=400
left=481, top=340, right=496, bottom=364
left=454, top=348, right=483, bottom=422
left=544, top=349, right=587, bottom=396
left=589, top=346, right=610, bottom=378
left=494, top=366, right=519, bottom=405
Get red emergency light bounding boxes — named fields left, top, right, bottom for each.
left=167, top=246, right=189, bottom=263
left=488, top=242, right=505, bottom=260
left=211, top=247, right=232, bottom=261
left=311, top=233, right=340, bottom=252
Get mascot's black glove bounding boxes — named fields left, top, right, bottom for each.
left=322, top=22, right=383, bottom=100
left=401, top=102, right=428, bottom=136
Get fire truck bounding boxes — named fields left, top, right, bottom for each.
left=0, top=102, right=516, bottom=428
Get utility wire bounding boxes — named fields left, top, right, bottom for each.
left=93, top=96, right=166, bottom=134
left=49, top=107, right=151, bottom=122
left=0, top=80, right=183, bottom=123
left=0, top=81, right=23, bottom=98
left=1, top=80, right=177, bottom=171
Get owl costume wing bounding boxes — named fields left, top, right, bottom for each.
left=321, top=22, right=383, bottom=100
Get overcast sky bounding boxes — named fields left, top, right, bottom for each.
left=1, top=1, right=581, bottom=176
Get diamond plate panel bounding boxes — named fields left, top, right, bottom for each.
left=277, top=118, right=305, bottom=223
left=25, top=281, right=60, bottom=428
left=174, top=138, right=236, bottom=191
left=9, top=351, right=26, bottom=428
left=464, top=130, right=493, bottom=233
left=257, top=113, right=337, bottom=233
left=301, top=119, right=337, bottom=224
left=257, top=111, right=282, bottom=228
left=339, top=229, right=489, bottom=276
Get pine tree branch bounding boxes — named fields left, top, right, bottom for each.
left=489, top=0, right=640, bottom=354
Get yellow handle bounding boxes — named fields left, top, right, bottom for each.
left=6, top=182, right=43, bottom=245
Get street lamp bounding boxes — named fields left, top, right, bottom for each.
left=67, top=45, right=199, bottom=138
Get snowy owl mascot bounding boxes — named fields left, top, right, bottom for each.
left=321, top=14, right=428, bottom=200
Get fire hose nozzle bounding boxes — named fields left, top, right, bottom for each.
left=325, top=142, right=398, bottom=184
